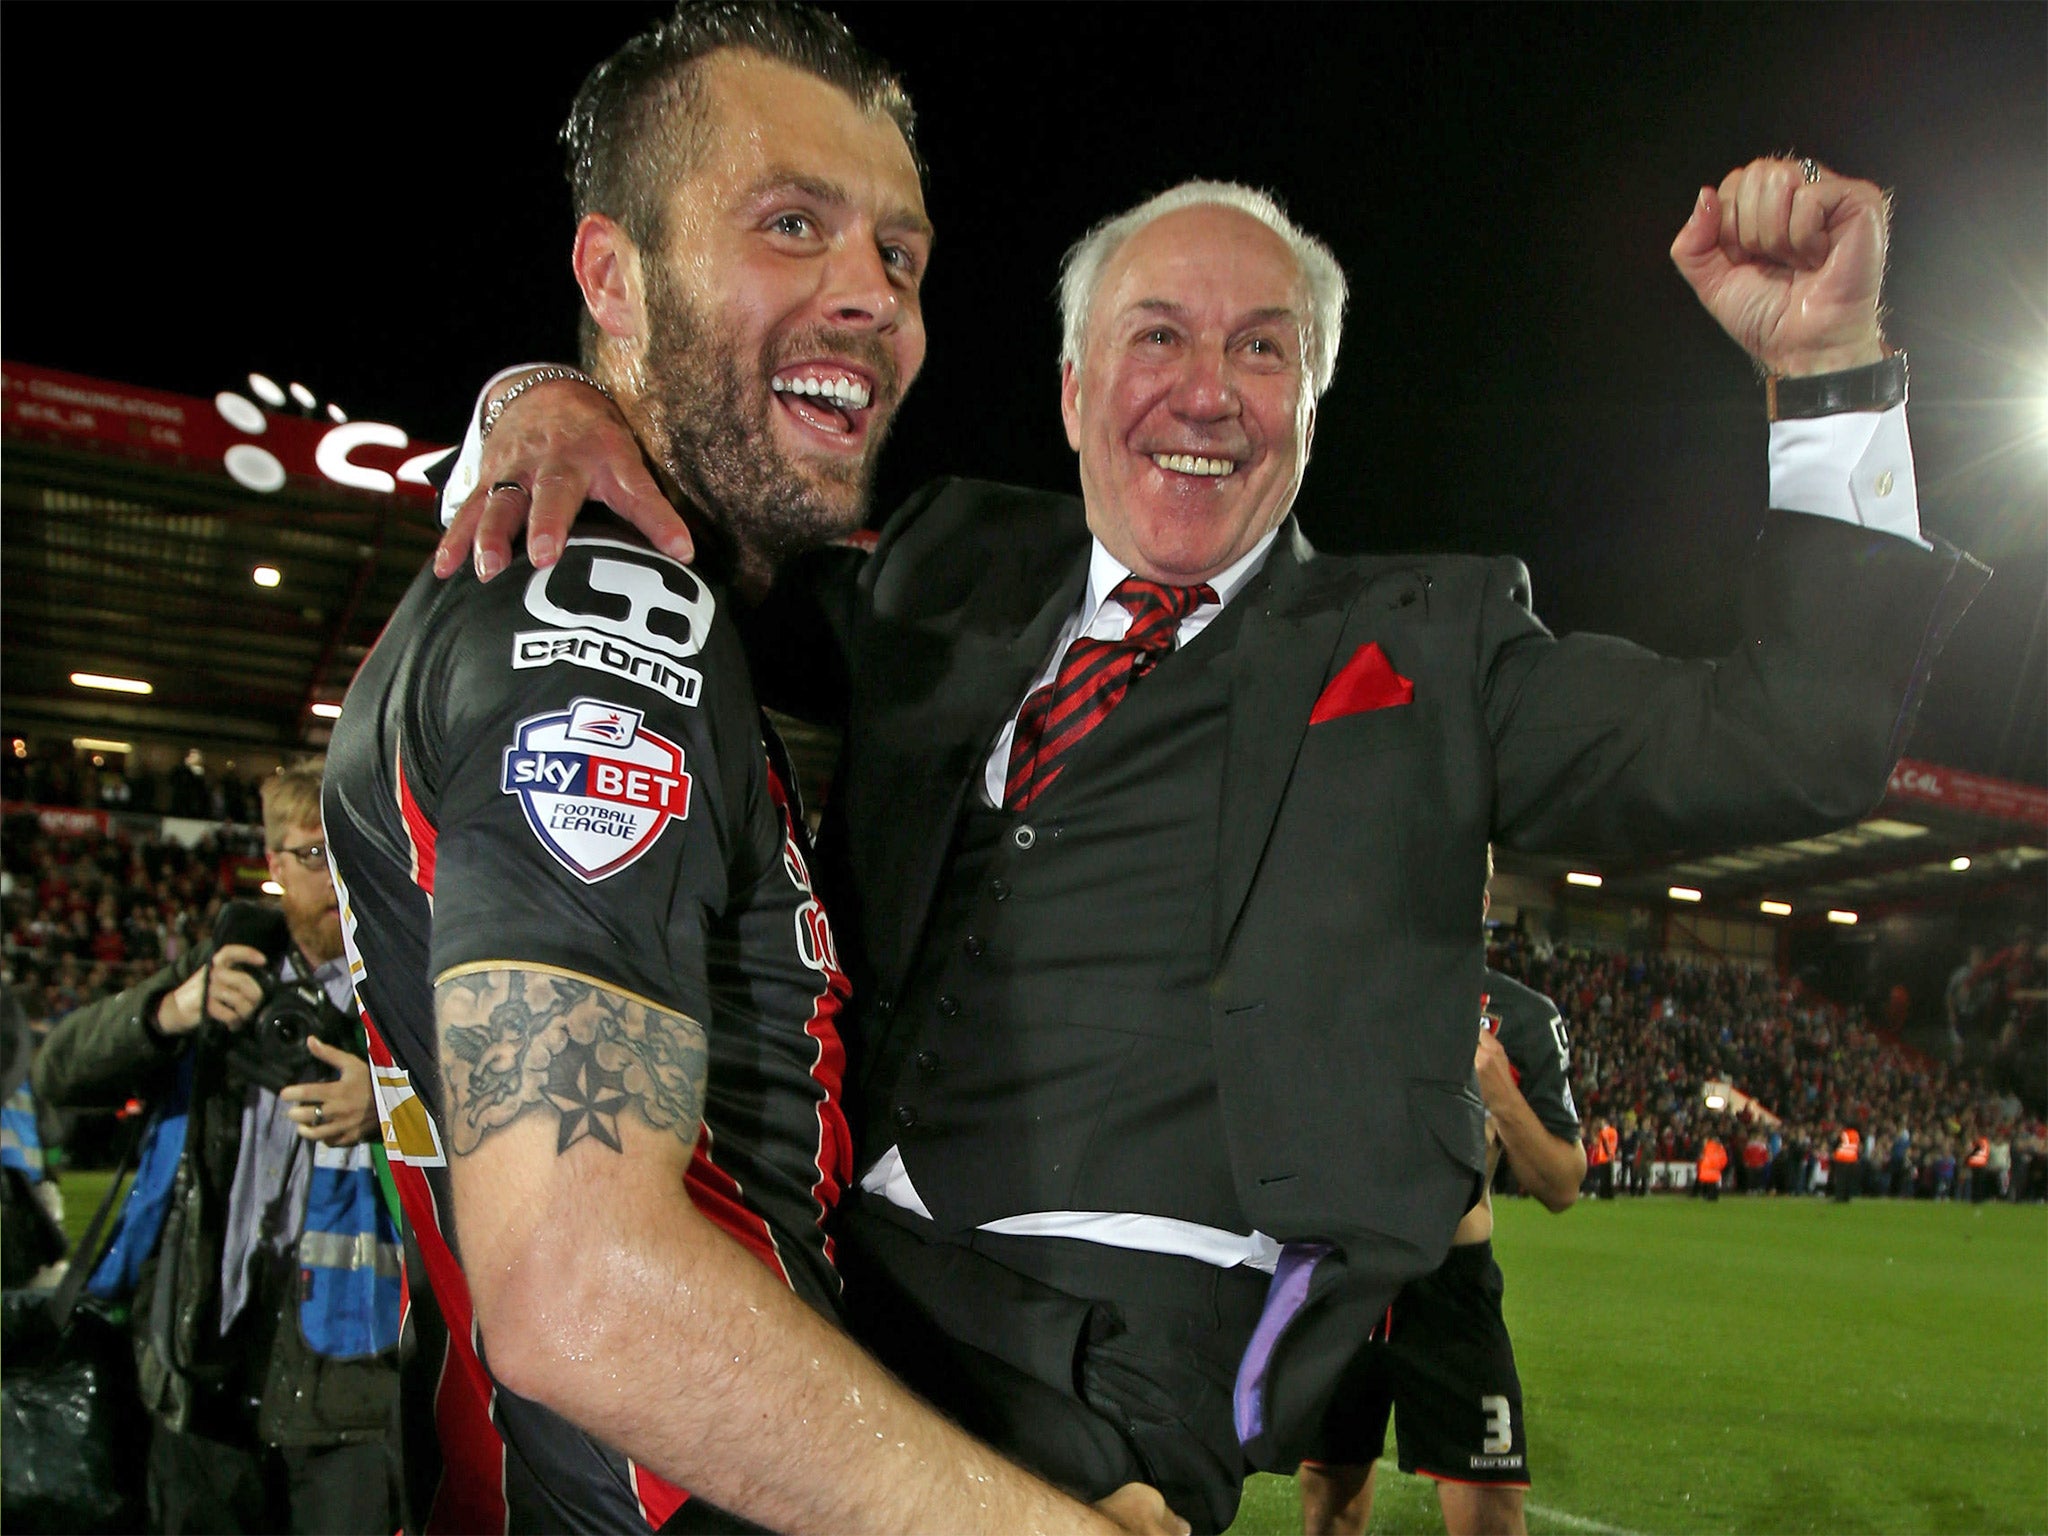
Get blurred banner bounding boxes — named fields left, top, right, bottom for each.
left=1886, top=759, right=2048, bottom=829
left=1, top=361, right=446, bottom=503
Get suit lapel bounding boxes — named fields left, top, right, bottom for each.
left=1213, top=522, right=1350, bottom=961
left=870, top=540, right=1089, bottom=984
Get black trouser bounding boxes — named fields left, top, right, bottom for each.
left=147, top=1420, right=399, bottom=1536
left=837, top=1197, right=1266, bottom=1535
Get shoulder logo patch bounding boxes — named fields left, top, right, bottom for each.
left=371, top=1062, right=447, bottom=1167
left=501, top=696, right=692, bottom=882
left=513, top=537, right=711, bottom=705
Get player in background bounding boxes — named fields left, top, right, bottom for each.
left=1297, top=878, right=1584, bottom=1536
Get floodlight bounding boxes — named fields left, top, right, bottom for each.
left=72, top=672, right=151, bottom=694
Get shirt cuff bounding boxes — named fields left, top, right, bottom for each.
left=1767, top=403, right=1927, bottom=549
left=437, top=363, right=559, bottom=529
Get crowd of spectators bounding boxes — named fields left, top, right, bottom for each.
left=3, top=744, right=266, bottom=822
left=1, top=813, right=261, bottom=1030
left=1489, top=930, right=2047, bottom=1204
left=1944, top=934, right=2047, bottom=1110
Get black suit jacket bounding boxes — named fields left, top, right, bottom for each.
left=750, top=476, right=1985, bottom=1463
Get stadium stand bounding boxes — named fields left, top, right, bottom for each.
left=1487, top=930, right=2046, bottom=1204
left=1, top=796, right=262, bottom=1027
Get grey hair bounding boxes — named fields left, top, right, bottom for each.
left=1056, top=180, right=1348, bottom=397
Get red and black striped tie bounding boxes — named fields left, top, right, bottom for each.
left=1003, top=576, right=1216, bottom=812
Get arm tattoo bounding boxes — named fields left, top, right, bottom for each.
left=436, top=969, right=707, bottom=1158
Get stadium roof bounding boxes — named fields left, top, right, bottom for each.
left=2, top=362, right=444, bottom=755
left=1495, top=764, right=2048, bottom=928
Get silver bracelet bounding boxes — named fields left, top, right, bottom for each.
left=480, top=366, right=614, bottom=439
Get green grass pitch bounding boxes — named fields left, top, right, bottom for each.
left=53, top=1174, right=2047, bottom=1533
left=1225, top=1196, right=2047, bottom=1535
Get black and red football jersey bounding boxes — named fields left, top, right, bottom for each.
left=1479, top=967, right=1580, bottom=1141
left=324, top=516, right=851, bottom=1534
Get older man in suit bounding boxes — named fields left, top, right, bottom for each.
left=439, top=158, right=1982, bottom=1530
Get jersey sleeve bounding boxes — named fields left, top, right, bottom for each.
left=416, top=526, right=773, bottom=1021
left=1486, top=970, right=1581, bottom=1140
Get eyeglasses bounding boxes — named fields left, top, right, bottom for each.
left=276, top=842, right=328, bottom=872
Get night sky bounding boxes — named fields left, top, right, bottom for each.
left=5, top=3, right=2043, bottom=782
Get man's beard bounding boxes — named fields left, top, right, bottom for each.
left=283, top=892, right=344, bottom=967
left=638, top=271, right=897, bottom=574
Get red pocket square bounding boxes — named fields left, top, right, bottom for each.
left=1309, top=642, right=1415, bottom=725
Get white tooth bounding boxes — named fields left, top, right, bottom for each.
left=771, top=377, right=787, bottom=392
left=805, top=378, right=823, bottom=396
left=851, top=383, right=871, bottom=408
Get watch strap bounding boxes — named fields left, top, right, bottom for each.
left=1766, top=352, right=1907, bottom=422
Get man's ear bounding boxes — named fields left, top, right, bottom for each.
left=572, top=214, right=644, bottom=344
left=1059, top=359, right=1083, bottom=453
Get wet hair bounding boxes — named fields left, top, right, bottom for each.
left=260, top=758, right=325, bottom=849
left=563, top=0, right=921, bottom=254
left=1056, top=180, right=1349, bottom=398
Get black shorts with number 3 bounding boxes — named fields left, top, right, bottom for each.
left=1304, top=1240, right=1530, bottom=1488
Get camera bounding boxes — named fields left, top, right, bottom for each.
left=208, top=900, right=356, bottom=1093
left=223, top=971, right=355, bottom=1094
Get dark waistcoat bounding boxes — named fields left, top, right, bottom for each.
left=856, top=596, right=1257, bottom=1236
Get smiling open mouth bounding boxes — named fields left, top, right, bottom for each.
left=1150, top=452, right=1236, bottom=477
left=771, top=367, right=875, bottom=438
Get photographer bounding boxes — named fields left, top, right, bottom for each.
left=32, top=761, right=399, bottom=1535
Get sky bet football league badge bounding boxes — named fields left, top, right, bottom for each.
left=502, top=697, right=692, bottom=882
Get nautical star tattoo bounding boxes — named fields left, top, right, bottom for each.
left=436, top=968, right=707, bottom=1157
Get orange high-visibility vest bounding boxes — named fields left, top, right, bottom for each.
left=1833, top=1128, right=1861, bottom=1164
left=1587, top=1124, right=1618, bottom=1165
left=1697, top=1140, right=1728, bottom=1182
